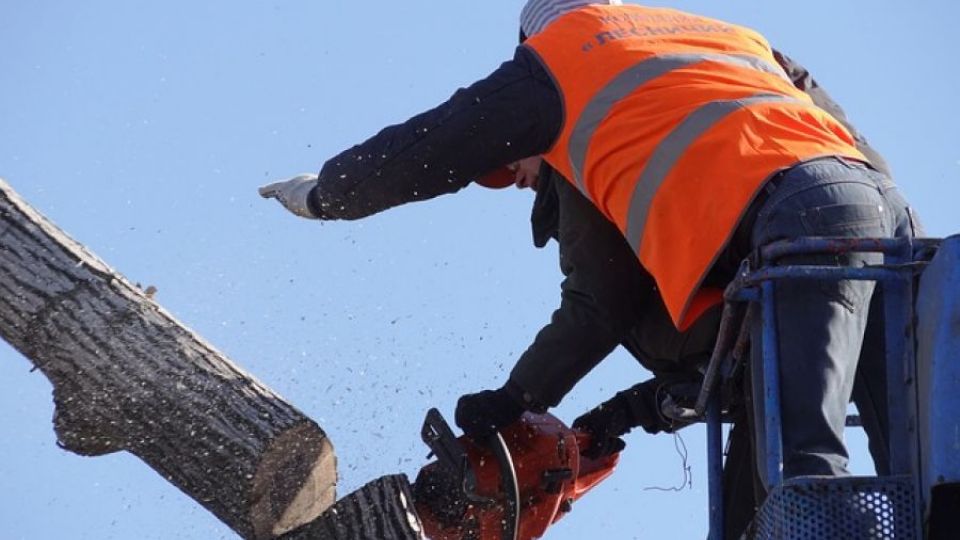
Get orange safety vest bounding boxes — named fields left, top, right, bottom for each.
left=525, top=5, right=866, bottom=330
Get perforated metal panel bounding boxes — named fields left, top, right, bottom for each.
left=752, top=476, right=917, bottom=540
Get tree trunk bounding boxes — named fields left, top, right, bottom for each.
left=280, top=475, right=424, bottom=540
left=0, top=178, right=337, bottom=540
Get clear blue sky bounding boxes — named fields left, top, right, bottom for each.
left=1, top=1, right=958, bottom=539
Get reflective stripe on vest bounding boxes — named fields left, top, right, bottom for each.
left=525, top=5, right=866, bottom=328
left=624, top=92, right=803, bottom=252
left=568, top=53, right=792, bottom=197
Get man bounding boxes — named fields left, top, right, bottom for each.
left=479, top=41, right=899, bottom=462
left=502, top=149, right=890, bottom=539
left=262, top=0, right=919, bottom=496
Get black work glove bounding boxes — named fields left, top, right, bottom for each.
left=572, top=396, right=631, bottom=459
left=455, top=383, right=528, bottom=442
left=573, top=380, right=665, bottom=459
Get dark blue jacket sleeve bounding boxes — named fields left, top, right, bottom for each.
left=309, top=46, right=562, bottom=220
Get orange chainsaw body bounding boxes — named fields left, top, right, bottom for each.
left=414, top=412, right=619, bottom=540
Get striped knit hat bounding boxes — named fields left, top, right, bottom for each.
left=520, top=0, right=622, bottom=38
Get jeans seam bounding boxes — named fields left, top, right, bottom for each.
left=756, top=179, right=882, bottom=229
left=906, top=206, right=921, bottom=237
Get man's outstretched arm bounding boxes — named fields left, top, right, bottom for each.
left=263, top=46, right=561, bottom=220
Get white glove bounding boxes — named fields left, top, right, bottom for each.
left=258, top=174, right=320, bottom=219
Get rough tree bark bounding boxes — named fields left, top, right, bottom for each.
left=281, top=475, right=424, bottom=540
left=0, top=178, right=337, bottom=540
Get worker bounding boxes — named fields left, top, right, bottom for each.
left=496, top=38, right=909, bottom=530
left=478, top=38, right=900, bottom=459
left=261, top=0, right=920, bottom=496
left=495, top=151, right=891, bottom=539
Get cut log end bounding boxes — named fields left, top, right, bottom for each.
left=251, top=422, right=338, bottom=539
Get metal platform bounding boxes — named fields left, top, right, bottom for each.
left=699, top=235, right=953, bottom=539
left=752, top=476, right=918, bottom=540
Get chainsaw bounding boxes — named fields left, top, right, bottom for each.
left=411, top=408, right=620, bottom=540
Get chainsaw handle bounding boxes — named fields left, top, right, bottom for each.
left=489, top=432, right=520, bottom=540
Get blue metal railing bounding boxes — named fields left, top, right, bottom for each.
left=701, top=236, right=940, bottom=540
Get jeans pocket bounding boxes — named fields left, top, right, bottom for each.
left=798, top=203, right=886, bottom=312
left=799, top=203, right=885, bottom=235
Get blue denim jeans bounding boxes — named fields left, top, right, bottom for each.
left=746, top=157, right=919, bottom=487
